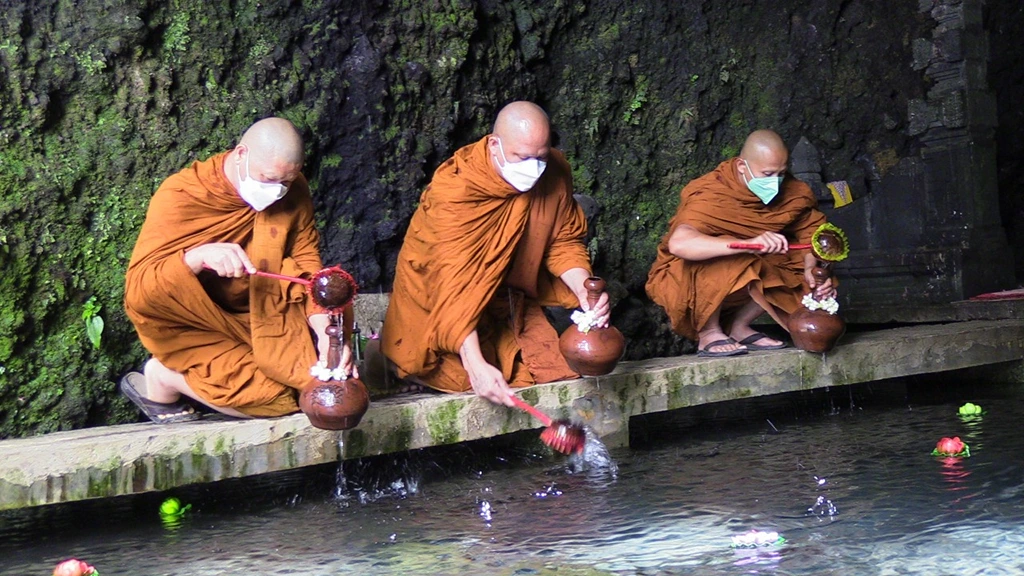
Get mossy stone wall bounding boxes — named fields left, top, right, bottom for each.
left=1, top=0, right=1012, bottom=438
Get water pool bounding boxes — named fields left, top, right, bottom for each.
left=3, top=380, right=1023, bottom=575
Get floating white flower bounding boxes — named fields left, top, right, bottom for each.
left=801, top=293, right=840, bottom=315
left=731, top=529, right=785, bottom=548
left=570, top=309, right=600, bottom=333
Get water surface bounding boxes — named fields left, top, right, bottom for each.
left=3, top=380, right=1023, bottom=575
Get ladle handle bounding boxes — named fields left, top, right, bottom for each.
left=252, top=270, right=311, bottom=285
left=727, top=243, right=812, bottom=251
left=509, top=395, right=553, bottom=427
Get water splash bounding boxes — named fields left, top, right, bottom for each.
left=478, top=500, right=492, bottom=526
left=333, top=453, right=422, bottom=505
left=532, top=484, right=564, bottom=499
left=805, top=475, right=839, bottom=519
left=807, top=494, right=839, bottom=518
left=565, top=428, right=619, bottom=479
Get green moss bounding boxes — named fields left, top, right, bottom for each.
left=86, top=473, right=114, bottom=498
left=345, top=428, right=368, bottom=457
left=557, top=385, right=570, bottom=406
left=426, top=401, right=462, bottom=445
left=519, top=387, right=540, bottom=405
left=212, top=435, right=231, bottom=456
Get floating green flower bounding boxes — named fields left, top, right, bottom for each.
left=958, top=402, right=983, bottom=416
left=159, top=497, right=191, bottom=518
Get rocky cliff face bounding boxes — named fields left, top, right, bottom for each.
left=1, top=0, right=1015, bottom=437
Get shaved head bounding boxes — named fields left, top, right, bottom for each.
left=487, top=101, right=551, bottom=179
left=736, top=129, right=789, bottom=182
left=739, top=129, right=787, bottom=165
left=492, top=101, right=550, bottom=142
left=239, top=117, right=305, bottom=166
left=227, top=117, right=305, bottom=191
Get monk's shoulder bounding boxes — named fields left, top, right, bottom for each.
left=547, top=148, right=571, bottom=176
left=680, top=162, right=731, bottom=202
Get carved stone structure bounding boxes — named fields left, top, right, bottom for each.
left=821, top=0, right=1013, bottom=308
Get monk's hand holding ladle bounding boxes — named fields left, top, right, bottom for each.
left=184, top=242, right=257, bottom=277
left=460, top=331, right=516, bottom=407
left=740, top=231, right=789, bottom=255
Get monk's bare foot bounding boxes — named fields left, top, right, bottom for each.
left=696, top=332, right=746, bottom=356
left=729, top=327, right=785, bottom=349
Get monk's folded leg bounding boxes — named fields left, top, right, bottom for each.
left=512, top=301, right=577, bottom=384
left=160, top=333, right=301, bottom=417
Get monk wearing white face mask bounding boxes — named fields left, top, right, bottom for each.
left=646, top=130, right=837, bottom=357
left=122, top=117, right=356, bottom=422
left=382, top=101, right=610, bottom=407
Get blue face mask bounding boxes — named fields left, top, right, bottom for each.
left=742, top=159, right=783, bottom=204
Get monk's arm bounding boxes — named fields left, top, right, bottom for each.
left=458, top=330, right=515, bottom=407
left=668, top=224, right=788, bottom=259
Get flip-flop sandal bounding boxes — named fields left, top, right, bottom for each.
left=119, top=371, right=200, bottom=424
left=697, top=338, right=748, bottom=357
left=737, top=332, right=788, bottom=350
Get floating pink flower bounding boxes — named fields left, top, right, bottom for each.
left=53, top=559, right=97, bottom=576
left=932, top=436, right=970, bottom=457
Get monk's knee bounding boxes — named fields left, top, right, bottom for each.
left=144, top=357, right=188, bottom=393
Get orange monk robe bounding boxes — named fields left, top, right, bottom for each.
left=124, top=152, right=324, bottom=416
left=645, top=158, right=826, bottom=341
left=382, top=136, right=592, bottom=392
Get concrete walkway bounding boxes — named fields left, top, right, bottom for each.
left=2, top=320, right=1022, bottom=510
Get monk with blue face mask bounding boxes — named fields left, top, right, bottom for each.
left=646, top=130, right=837, bottom=357
left=383, top=101, right=610, bottom=406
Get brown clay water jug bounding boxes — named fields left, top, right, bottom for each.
left=300, top=377, right=370, bottom=430
left=299, top=318, right=370, bottom=430
left=559, top=277, right=625, bottom=376
left=787, top=260, right=846, bottom=353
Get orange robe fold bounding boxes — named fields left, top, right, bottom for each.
left=124, top=152, right=323, bottom=416
left=645, top=158, right=826, bottom=340
left=382, top=136, right=591, bottom=392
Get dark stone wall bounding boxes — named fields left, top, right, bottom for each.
left=0, top=0, right=1016, bottom=438
left=989, top=1, right=1024, bottom=279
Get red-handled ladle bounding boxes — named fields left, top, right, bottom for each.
left=725, top=223, right=850, bottom=262
left=508, top=395, right=586, bottom=455
left=727, top=242, right=812, bottom=250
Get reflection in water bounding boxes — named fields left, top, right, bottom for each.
left=3, top=385, right=1024, bottom=575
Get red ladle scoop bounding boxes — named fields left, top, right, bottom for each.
left=508, top=395, right=586, bottom=455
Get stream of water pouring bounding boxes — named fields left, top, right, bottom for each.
left=333, top=438, right=348, bottom=501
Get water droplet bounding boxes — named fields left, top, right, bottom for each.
left=807, top=494, right=839, bottom=518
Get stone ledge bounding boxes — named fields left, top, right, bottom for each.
left=1, top=320, right=1022, bottom=510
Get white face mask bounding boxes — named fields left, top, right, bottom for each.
left=494, top=137, right=547, bottom=192
left=236, top=151, right=287, bottom=211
